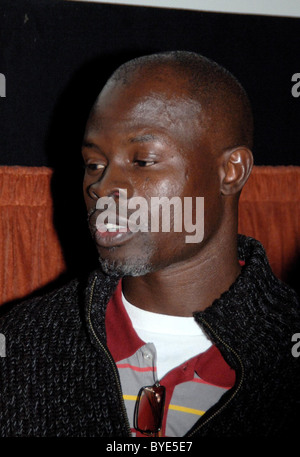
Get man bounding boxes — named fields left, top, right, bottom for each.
left=0, top=51, right=299, bottom=437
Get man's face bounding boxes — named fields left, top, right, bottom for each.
left=82, top=74, right=223, bottom=276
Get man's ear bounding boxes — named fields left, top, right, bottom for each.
left=219, top=147, right=253, bottom=196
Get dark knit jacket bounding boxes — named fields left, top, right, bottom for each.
left=0, top=235, right=299, bottom=437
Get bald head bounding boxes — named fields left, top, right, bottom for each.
left=101, top=51, right=253, bottom=154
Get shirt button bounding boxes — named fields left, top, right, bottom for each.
left=143, top=351, right=152, bottom=360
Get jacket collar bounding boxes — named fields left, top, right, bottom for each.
left=194, top=234, right=298, bottom=370
left=85, top=235, right=298, bottom=370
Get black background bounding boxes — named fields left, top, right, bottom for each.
left=1, top=0, right=300, bottom=168
left=0, top=0, right=299, bottom=281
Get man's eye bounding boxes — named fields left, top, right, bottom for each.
left=135, top=160, right=155, bottom=167
left=86, top=163, right=105, bottom=171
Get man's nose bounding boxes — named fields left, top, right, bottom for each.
left=87, top=163, right=133, bottom=200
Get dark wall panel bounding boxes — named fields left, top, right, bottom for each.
left=1, top=0, right=300, bottom=167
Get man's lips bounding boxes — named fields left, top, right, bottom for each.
left=96, top=217, right=130, bottom=233
left=93, top=224, right=136, bottom=248
left=97, top=222, right=128, bottom=234
left=88, top=209, right=137, bottom=247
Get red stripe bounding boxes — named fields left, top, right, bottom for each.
left=192, top=377, right=230, bottom=389
left=116, top=363, right=157, bottom=372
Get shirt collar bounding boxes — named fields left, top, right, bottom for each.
left=106, top=280, right=145, bottom=362
left=105, top=280, right=235, bottom=388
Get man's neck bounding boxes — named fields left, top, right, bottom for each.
left=122, top=236, right=241, bottom=317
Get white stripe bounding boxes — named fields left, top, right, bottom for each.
left=69, top=0, right=300, bottom=18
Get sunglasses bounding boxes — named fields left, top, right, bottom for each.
left=134, top=382, right=166, bottom=436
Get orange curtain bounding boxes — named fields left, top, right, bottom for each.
left=0, top=165, right=299, bottom=306
left=0, top=166, right=66, bottom=305
left=239, top=166, right=300, bottom=283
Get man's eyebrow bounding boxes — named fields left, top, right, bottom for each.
left=129, top=134, right=162, bottom=144
left=82, top=140, right=95, bottom=148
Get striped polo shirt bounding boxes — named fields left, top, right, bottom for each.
left=106, top=280, right=236, bottom=437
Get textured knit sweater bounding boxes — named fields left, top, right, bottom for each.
left=0, top=235, right=299, bottom=437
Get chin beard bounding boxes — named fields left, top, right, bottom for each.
left=98, top=256, right=155, bottom=277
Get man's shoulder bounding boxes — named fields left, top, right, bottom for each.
left=0, top=277, right=83, bottom=334
left=0, top=269, right=119, bottom=334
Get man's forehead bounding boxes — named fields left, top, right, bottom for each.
left=84, top=69, right=211, bottom=150
left=85, top=100, right=206, bottom=150
left=90, top=80, right=204, bottom=127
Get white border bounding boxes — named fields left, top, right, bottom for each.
left=68, top=0, right=300, bottom=18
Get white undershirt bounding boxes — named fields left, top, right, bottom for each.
left=122, top=292, right=212, bottom=379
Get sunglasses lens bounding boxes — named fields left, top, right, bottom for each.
left=134, top=384, right=165, bottom=434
